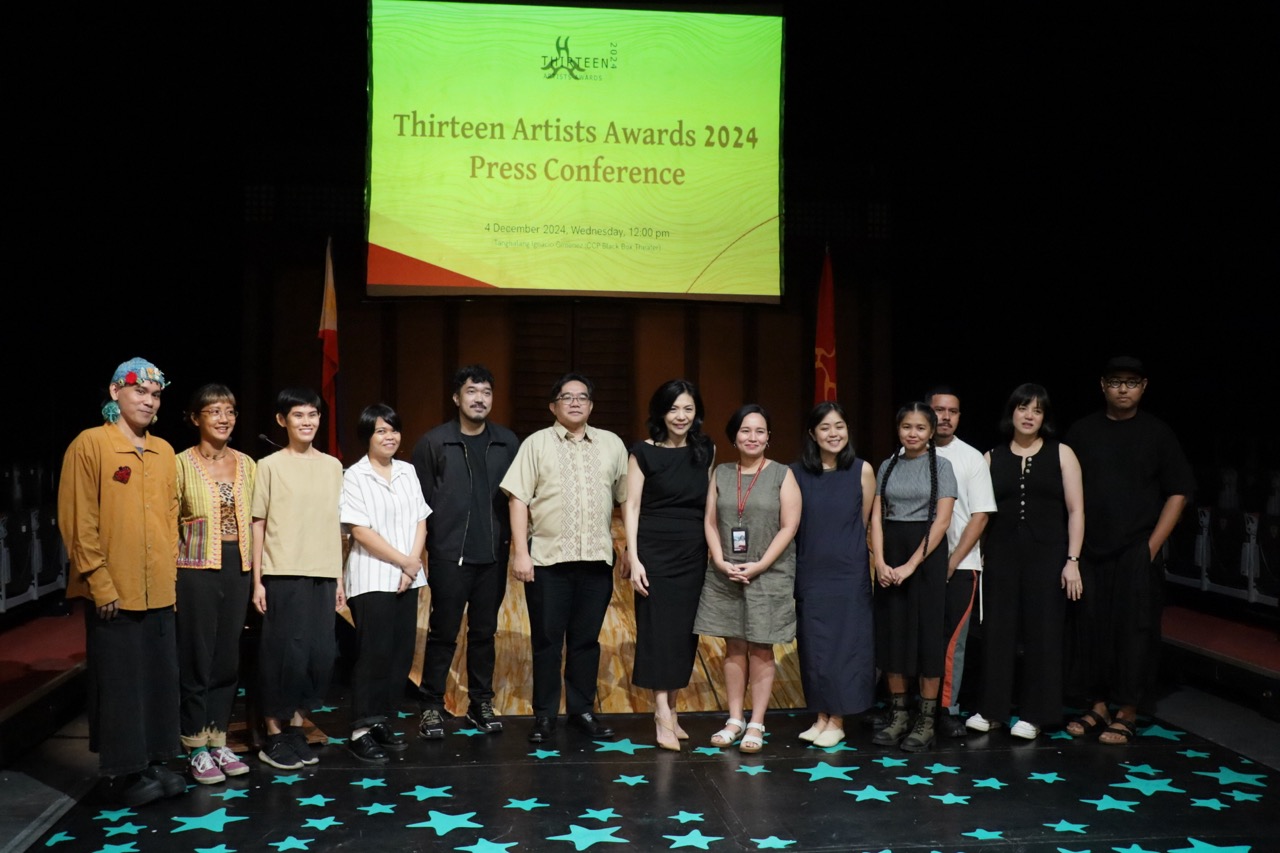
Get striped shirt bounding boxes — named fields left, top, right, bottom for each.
left=340, top=455, right=431, bottom=598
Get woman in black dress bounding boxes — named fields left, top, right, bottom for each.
left=791, top=402, right=877, bottom=748
left=623, top=380, right=714, bottom=751
left=967, top=384, right=1084, bottom=740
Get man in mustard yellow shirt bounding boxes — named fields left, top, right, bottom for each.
left=58, top=357, right=183, bottom=806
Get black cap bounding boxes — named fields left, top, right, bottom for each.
left=1102, top=355, right=1146, bottom=378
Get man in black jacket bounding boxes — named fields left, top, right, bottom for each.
left=412, top=365, right=520, bottom=738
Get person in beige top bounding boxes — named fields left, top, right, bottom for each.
left=501, top=372, right=627, bottom=744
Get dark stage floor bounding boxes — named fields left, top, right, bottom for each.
left=16, top=695, right=1272, bottom=853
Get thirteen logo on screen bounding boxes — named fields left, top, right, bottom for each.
left=541, top=36, right=615, bottom=80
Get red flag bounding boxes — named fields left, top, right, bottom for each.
left=319, top=237, right=342, bottom=460
left=814, top=249, right=837, bottom=404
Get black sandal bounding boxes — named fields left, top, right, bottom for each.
left=1066, top=709, right=1110, bottom=738
left=1100, top=717, right=1137, bottom=746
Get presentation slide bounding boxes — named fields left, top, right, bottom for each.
left=367, top=0, right=783, bottom=301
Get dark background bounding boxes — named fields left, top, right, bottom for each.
left=6, top=1, right=1277, bottom=510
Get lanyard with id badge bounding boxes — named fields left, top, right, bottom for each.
left=730, top=462, right=764, bottom=557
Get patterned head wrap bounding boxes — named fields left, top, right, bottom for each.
left=103, top=357, right=169, bottom=424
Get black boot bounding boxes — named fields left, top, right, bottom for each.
left=902, top=697, right=938, bottom=752
left=872, top=694, right=911, bottom=746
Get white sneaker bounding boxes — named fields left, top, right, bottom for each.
left=1010, top=720, right=1040, bottom=740
left=965, top=712, right=993, bottom=732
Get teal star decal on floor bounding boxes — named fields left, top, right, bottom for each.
left=872, top=756, right=908, bottom=768
left=194, top=846, right=236, bottom=853
left=546, top=824, right=629, bottom=850
left=236, top=688, right=246, bottom=697
left=211, top=788, right=249, bottom=800
left=170, top=808, right=250, bottom=833
left=1049, top=729, right=1074, bottom=741
left=1189, top=798, right=1229, bottom=811
left=1193, top=766, right=1267, bottom=787
left=961, top=828, right=1003, bottom=840
left=595, top=738, right=655, bottom=755
left=402, top=785, right=452, bottom=801
left=505, top=798, right=549, bottom=812
left=1079, top=794, right=1138, bottom=812
left=668, top=811, right=703, bottom=823
left=357, top=803, right=396, bottom=815
left=93, top=809, right=136, bottom=822
left=297, top=795, right=334, bottom=807
left=750, top=838, right=795, bottom=849
left=924, top=763, right=959, bottom=774
left=455, top=727, right=486, bottom=737
left=736, top=764, right=770, bottom=776
left=1029, top=772, right=1064, bottom=784
left=102, top=822, right=145, bottom=836
left=930, top=793, right=970, bottom=805
left=1168, top=838, right=1254, bottom=853
left=581, top=808, right=620, bottom=822
left=844, top=785, right=897, bottom=802
left=692, top=747, right=722, bottom=756
left=793, top=762, right=857, bottom=782
left=816, top=742, right=857, bottom=754
left=972, top=777, right=1008, bottom=789
left=351, top=777, right=387, bottom=789
left=663, top=829, right=723, bottom=849
left=1138, top=723, right=1183, bottom=740
left=311, top=705, right=337, bottom=713
left=1043, top=818, right=1087, bottom=833
left=614, top=774, right=648, bottom=786
left=1178, top=749, right=1211, bottom=759
left=91, top=845, right=137, bottom=853
left=1112, top=775, right=1185, bottom=796
left=271, top=774, right=305, bottom=786
left=1224, top=790, right=1261, bottom=802
left=301, top=817, right=342, bottom=830
left=267, top=836, right=314, bottom=851
left=44, top=831, right=74, bottom=846
left=326, top=737, right=348, bottom=745
left=405, top=810, right=483, bottom=835
left=1119, top=762, right=1162, bottom=775
left=455, top=841, right=519, bottom=853
left=896, top=775, right=933, bottom=786
left=530, top=749, right=561, bottom=759
left=1111, top=845, right=1159, bottom=853
left=397, top=710, right=413, bottom=718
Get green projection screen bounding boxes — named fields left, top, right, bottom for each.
left=367, top=1, right=784, bottom=301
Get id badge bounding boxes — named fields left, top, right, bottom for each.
left=730, top=527, right=749, bottom=554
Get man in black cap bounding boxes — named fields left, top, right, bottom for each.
left=1063, top=356, right=1194, bottom=745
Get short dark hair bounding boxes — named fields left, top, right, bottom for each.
left=998, top=383, right=1057, bottom=439
left=275, top=387, right=322, bottom=417
left=646, top=379, right=713, bottom=467
left=452, top=364, right=495, bottom=396
left=550, top=372, right=594, bottom=401
left=924, top=385, right=960, bottom=406
left=356, top=403, right=401, bottom=444
left=186, top=383, right=236, bottom=428
left=800, top=401, right=857, bottom=473
left=725, top=403, right=770, bottom=443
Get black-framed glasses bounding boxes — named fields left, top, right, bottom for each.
left=1104, top=378, right=1143, bottom=390
left=556, top=393, right=591, bottom=404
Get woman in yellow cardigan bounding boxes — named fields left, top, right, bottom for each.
left=175, top=384, right=256, bottom=785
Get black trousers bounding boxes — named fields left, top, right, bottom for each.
left=84, top=604, right=180, bottom=777
left=257, top=576, right=337, bottom=722
left=940, top=570, right=978, bottom=712
left=349, top=588, right=420, bottom=726
left=177, top=543, right=251, bottom=748
left=523, top=561, right=614, bottom=716
left=418, top=559, right=506, bottom=710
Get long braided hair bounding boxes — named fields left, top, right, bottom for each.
left=879, top=402, right=940, bottom=558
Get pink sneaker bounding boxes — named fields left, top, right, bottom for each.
left=190, top=749, right=226, bottom=785
left=210, top=745, right=251, bottom=777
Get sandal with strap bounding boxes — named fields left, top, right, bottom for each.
left=710, top=718, right=745, bottom=747
left=1066, top=709, right=1111, bottom=738
left=739, top=722, right=766, bottom=753
left=1099, top=717, right=1137, bottom=746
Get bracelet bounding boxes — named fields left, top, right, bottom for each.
left=1066, top=555, right=1080, bottom=562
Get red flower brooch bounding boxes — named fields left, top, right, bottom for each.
left=113, top=467, right=132, bottom=484
left=124, top=371, right=138, bottom=385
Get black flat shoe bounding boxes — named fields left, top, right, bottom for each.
left=528, top=716, right=556, bottom=743
left=939, top=712, right=968, bottom=739
left=349, top=733, right=390, bottom=764
left=368, top=722, right=408, bottom=751
left=143, top=763, right=187, bottom=797
left=567, top=712, right=615, bottom=739
left=108, top=773, right=165, bottom=808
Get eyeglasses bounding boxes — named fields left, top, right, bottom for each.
left=200, top=407, right=238, bottom=419
left=1104, top=378, right=1143, bottom=390
left=556, top=393, right=591, bottom=404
